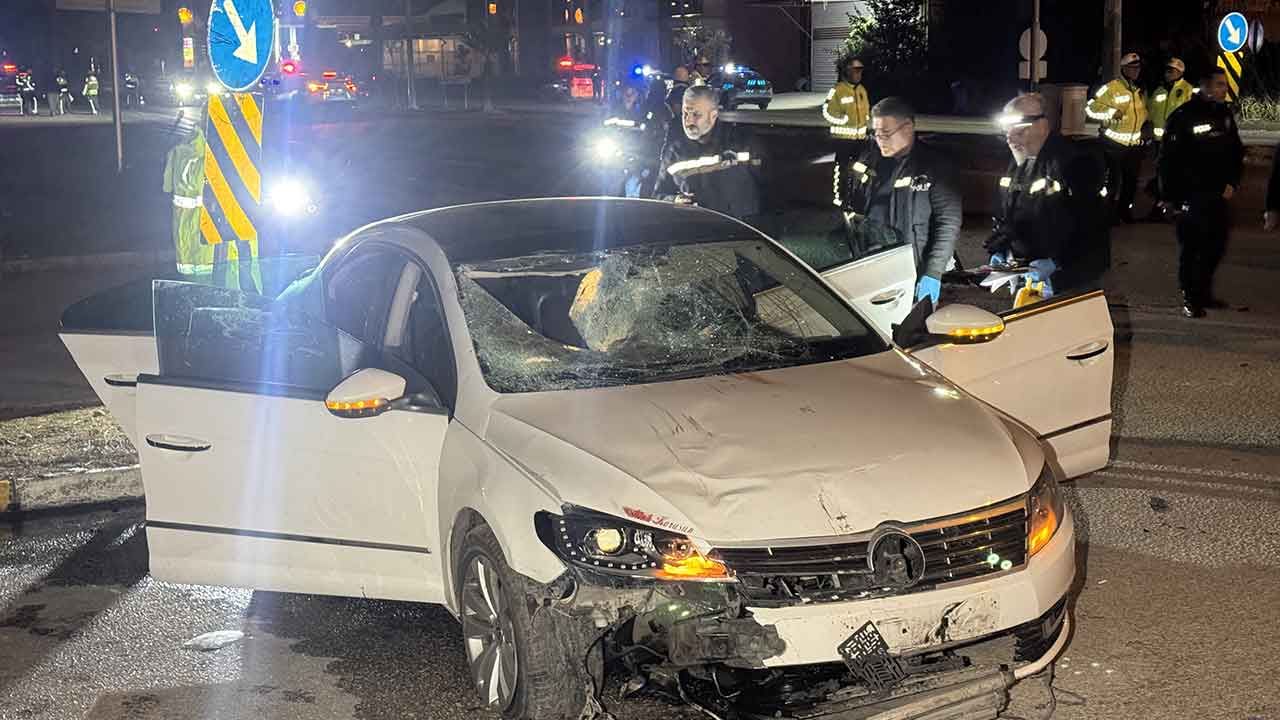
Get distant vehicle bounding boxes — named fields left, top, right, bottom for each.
left=166, top=74, right=228, bottom=108
left=0, top=62, right=23, bottom=114
left=709, top=63, right=773, bottom=110
left=302, top=70, right=360, bottom=109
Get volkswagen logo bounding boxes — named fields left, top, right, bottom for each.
left=867, top=527, right=927, bottom=589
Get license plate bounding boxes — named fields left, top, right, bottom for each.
left=837, top=621, right=906, bottom=692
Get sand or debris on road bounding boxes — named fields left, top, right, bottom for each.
left=0, top=408, right=136, bottom=479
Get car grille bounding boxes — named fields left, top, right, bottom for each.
left=713, top=505, right=1028, bottom=606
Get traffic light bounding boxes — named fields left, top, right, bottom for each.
left=488, top=2, right=498, bottom=14
left=177, top=6, right=193, bottom=24
left=292, top=0, right=307, bottom=17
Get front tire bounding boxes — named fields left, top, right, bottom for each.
left=456, top=523, right=587, bottom=720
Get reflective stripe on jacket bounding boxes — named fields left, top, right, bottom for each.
left=822, top=82, right=870, bottom=140
left=1086, top=78, right=1147, bottom=147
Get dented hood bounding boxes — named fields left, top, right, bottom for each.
left=485, top=351, right=1032, bottom=543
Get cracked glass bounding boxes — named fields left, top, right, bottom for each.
left=457, top=239, right=887, bottom=393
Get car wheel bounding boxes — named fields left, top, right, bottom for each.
left=456, top=523, right=585, bottom=720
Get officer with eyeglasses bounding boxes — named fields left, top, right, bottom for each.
left=986, top=93, right=1110, bottom=302
left=837, top=97, right=961, bottom=306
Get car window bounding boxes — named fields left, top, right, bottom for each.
left=325, top=247, right=407, bottom=346
left=752, top=209, right=907, bottom=272
left=384, top=267, right=457, bottom=409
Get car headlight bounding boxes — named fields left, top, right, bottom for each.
left=589, top=134, right=620, bottom=164
left=206, top=81, right=224, bottom=96
left=266, top=177, right=315, bottom=217
left=536, top=508, right=731, bottom=582
left=175, top=82, right=193, bottom=98
left=1027, top=464, right=1064, bottom=557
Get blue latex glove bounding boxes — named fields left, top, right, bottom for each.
left=989, top=253, right=1006, bottom=266
left=915, top=275, right=941, bottom=304
left=1027, top=258, right=1057, bottom=281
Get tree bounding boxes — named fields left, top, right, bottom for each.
left=672, top=27, right=732, bottom=67
left=844, top=0, right=927, bottom=88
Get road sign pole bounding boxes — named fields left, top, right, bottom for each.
left=108, top=0, right=124, bottom=174
left=404, top=0, right=417, bottom=110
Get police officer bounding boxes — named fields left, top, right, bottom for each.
left=1148, top=58, right=1194, bottom=142
left=691, top=56, right=713, bottom=84
left=83, top=69, right=100, bottom=114
left=16, top=66, right=38, bottom=115
left=656, top=84, right=763, bottom=219
left=162, top=126, right=215, bottom=280
left=1157, top=67, right=1243, bottom=318
left=986, top=94, right=1109, bottom=302
left=123, top=70, right=139, bottom=107
left=1087, top=53, right=1147, bottom=223
left=839, top=97, right=961, bottom=305
left=823, top=56, right=871, bottom=142
left=53, top=68, right=71, bottom=115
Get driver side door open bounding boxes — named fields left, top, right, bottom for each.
left=135, top=244, right=456, bottom=602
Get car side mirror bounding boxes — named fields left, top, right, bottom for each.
left=325, top=368, right=406, bottom=418
left=925, top=304, right=1005, bottom=344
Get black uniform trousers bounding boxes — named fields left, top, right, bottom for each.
left=1174, top=198, right=1228, bottom=304
left=1103, top=141, right=1143, bottom=220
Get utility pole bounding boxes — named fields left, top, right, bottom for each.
left=108, top=0, right=124, bottom=174
left=404, top=0, right=418, bottom=109
left=1102, top=0, right=1121, bottom=80
left=1029, top=0, right=1040, bottom=89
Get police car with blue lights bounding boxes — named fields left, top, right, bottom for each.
left=710, top=63, right=773, bottom=110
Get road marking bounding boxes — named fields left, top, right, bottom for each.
left=1089, top=469, right=1280, bottom=497
left=1108, top=459, right=1280, bottom=484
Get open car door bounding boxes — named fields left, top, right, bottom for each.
left=909, top=291, right=1114, bottom=479
left=134, top=246, right=455, bottom=602
left=761, top=210, right=916, bottom=337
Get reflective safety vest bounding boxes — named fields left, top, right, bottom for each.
left=83, top=75, right=99, bottom=97
left=1147, top=78, right=1194, bottom=139
left=162, top=129, right=214, bottom=276
left=1086, top=78, right=1147, bottom=147
left=822, top=81, right=871, bottom=140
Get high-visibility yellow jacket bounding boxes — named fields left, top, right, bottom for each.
left=1086, top=78, right=1146, bottom=147
left=1147, top=78, right=1195, bottom=139
left=822, top=81, right=871, bottom=140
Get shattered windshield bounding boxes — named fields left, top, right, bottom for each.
left=457, top=239, right=887, bottom=393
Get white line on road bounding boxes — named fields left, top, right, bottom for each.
left=1108, top=459, right=1280, bottom=484
left=1089, top=469, right=1280, bottom=496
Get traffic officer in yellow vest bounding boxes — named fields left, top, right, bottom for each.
left=824, top=55, right=872, bottom=208
left=1149, top=57, right=1194, bottom=141
left=1087, top=52, right=1147, bottom=223
left=162, top=126, right=215, bottom=280
left=82, top=70, right=100, bottom=115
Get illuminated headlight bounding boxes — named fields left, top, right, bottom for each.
left=537, top=509, right=730, bottom=581
left=175, top=82, right=193, bottom=98
left=206, top=81, right=225, bottom=96
left=266, top=177, right=315, bottom=216
left=1027, top=464, right=1065, bottom=557
left=589, top=134, right=620, bottom=164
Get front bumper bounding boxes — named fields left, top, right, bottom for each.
left=751, top=507, right=1075, bottom=667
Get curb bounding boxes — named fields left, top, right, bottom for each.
left=1, top=466, right=143, bottom=515
left=1, top=249, right=174, bottom=275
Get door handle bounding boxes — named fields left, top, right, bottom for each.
left=145, top=434, right=212, bottom=453
left=104, top=373, right=138, bottom=388
left=869, top=288, right=906, bottom=305
left=1066, top=341, right=1110, bottom=361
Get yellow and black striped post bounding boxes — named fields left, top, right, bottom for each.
left=200, top=92, right=264, bottom=294
left=1216, top=50, right=1245, bottom=103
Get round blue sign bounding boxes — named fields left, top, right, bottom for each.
left=1219, top=12, right=1248, bottom=54
left=207, top=0, right=277, bottom=92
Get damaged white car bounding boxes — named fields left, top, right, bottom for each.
left=61, top=198, right=1113, bottom=719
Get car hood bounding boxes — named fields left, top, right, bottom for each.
left=484, top=351, right=1033, bottom=543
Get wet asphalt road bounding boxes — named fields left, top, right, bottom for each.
left=3, top=108, right=1280, bottom=719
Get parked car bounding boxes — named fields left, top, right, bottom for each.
left=710, top=63, right=773, bottom=110
left=61, top=199, right=1111, bottom=720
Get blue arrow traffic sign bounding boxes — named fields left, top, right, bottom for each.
left=208, top=0, right=276, bottom=92
left=1219, top=12, right=1248, bottom=54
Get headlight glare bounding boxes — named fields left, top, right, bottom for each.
left=206, top=81, right=224, bottom=96
left=1027, top=464, right=1064, bottom=557
left=590, top=135, right=619, bottom=163
left=266, top=177, right=315, bottom=217
left=538, top=509, right=730, bottom=581
left=175, top=82, right=193, bottom=98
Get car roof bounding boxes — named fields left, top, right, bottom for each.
left=396, top=198, right=762, bottom=264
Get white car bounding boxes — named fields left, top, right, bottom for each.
left=62, top=199, right=1112, bottom=719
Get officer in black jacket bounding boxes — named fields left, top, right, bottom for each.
left=1157, top=68, right=1244, bottom=318
left=986, top=93, right=1109, bottom=298
left=839, top=97, right=961, bottom=305
left=655, top=84, right=763, bottom=219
